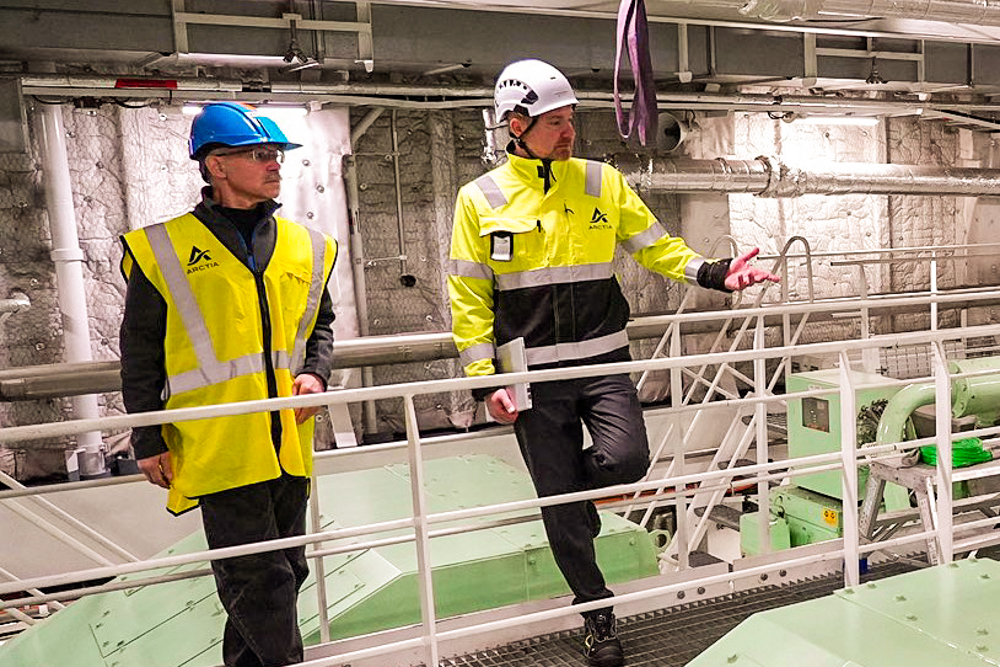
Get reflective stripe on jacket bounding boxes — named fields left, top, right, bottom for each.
left=449, top=153, right=704, bottom=378
left=121, top=213, right=336, bottom=513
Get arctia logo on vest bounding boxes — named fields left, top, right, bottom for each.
left=588, top=207, right=611, bottom=230
left=186, top=246, right=220, bottom=274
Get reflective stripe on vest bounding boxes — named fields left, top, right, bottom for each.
left=450, top=258, right=494, bottom=281
left=620, top=221, right=667, bottom=254
left=684, top=256, right=705, bottom=283
left=286, top=227, right=329, bottom=373
left=585, top=161, right=602, bottom=197
left=525, top=329, right=630, bottom=366
left=143, top=224, right=234, bottom=396
left=144, top=224, right=327, bottom=397
left=495, top=262, right=612, bottom=291
left=459, top=341, right=496, bottom=367
left=475, top=161, right=603, bottom=208
left=474, top=174, right=507, bottom=209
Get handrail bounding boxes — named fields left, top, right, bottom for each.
left=1, top=285, right=999, bottom=401
left=3, top=291, right=1000, bottom=665
left=635, top=233, right=739, bottom=394
left=765, top=241, right=1000, bottom=261
left=3, top=424, right=971, bottom=604
left=2, top=317, right=1000, bottom=446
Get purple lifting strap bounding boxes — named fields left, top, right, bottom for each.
left=614, top=0, right=658, bottom=146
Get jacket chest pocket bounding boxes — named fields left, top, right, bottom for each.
left=480, top=217, right=544, bottom=269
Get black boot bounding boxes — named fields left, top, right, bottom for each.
left=583, top=611, right=623, bottom=667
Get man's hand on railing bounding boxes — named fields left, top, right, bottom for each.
left=293, top=372, right=326, bottom=424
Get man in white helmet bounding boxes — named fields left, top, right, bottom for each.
left=448, top=59, right=778, bottom=667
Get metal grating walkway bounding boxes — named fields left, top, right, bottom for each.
left=434, top=561, right=915, bottom=667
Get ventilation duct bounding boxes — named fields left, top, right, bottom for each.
left=627, top=156, right=1000, bottom=197
left=657, top=112, right=689, bottom=153
left=737, top=0, right=1000, bottom=26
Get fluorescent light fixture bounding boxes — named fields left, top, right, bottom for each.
left=180, top=104, right=308, bottom=119
left=257, top=105, right=309, bottom=119
left=794, top=115, right=880, bottom=126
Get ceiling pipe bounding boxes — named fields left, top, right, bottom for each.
left=738, top=0, right=1000, bottom=26
left=288, top=0, right=1000, bottom=44
left=627, top=156, right=1000, bottom=197
left=20, top=74, right=1000, bottom=116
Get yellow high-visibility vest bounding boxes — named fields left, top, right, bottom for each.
left=448, top=153, right=704, bottom=378
left=122, top=213, right=336, bottom=513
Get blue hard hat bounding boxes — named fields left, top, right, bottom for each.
left=188, top=102, right=302, bottom=159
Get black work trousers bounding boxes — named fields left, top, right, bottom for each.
left=513, top=374, right=650, bottom=613
left=200, top=473, right=310, bottom=667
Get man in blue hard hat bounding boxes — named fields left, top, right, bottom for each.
left=120, top=102, right=338, bottom=667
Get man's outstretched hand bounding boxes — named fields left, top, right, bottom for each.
left=725, top=247, right=781, bottom=291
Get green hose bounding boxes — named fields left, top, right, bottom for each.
left=919, top=437, right=993, bottom=467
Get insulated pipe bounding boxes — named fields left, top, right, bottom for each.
left=874, top=355, right=1000, bottom=447
left=949, top=357, right=1000, bottom=423
left=738, top=0, right=1000, bottom=26
left=36, top=102, right=107, bottom=479
left=390, top=109, right=411, bottom=281
left=638, top=157, right=770, bottom=194
left=350, top=106, right=384, bottom=146
left=874, top=382, right=939, bottom=448
left=632, top=156, right=1000, bottom=197
left=20, top=74, right=998, bottom=116
left=758, top=158, right=1000, bottom=197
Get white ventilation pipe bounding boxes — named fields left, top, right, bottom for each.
left=738, top=0, right=1000, bottom=25
left=628, top=156, right=1000, bottom=196
left=35, top=103, right=107, bottom=479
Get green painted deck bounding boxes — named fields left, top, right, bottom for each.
left=0, top=454, right=658, bottom=667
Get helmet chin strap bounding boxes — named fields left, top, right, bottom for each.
left=510, top=120, right=556, bottom=193
left=511, top=116, right=541, bottom=159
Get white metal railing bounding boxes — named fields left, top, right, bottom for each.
left=1, top=289, right=1000, bottom=665
left=636, top=240, right=998, bottom=565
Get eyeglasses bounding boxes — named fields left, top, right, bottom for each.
left=213, top=147, right=285, bottom=164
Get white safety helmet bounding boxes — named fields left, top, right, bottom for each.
left=494, top=59, right=579, bottom=122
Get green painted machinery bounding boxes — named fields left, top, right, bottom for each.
left=741, top=369, right=909, bottom=555
left=0, top=454, right=659, bottom=667
left=689, top=557, right=1000, bottom=666
left=741, top=361, right=1000, bottom=556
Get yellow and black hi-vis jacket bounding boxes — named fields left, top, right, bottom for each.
left=121, top=201, right=337, bottom=514
left=448, top=151, right=723, bottom=396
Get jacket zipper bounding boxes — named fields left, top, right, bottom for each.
left=244, top=226, right=282, bottom=450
